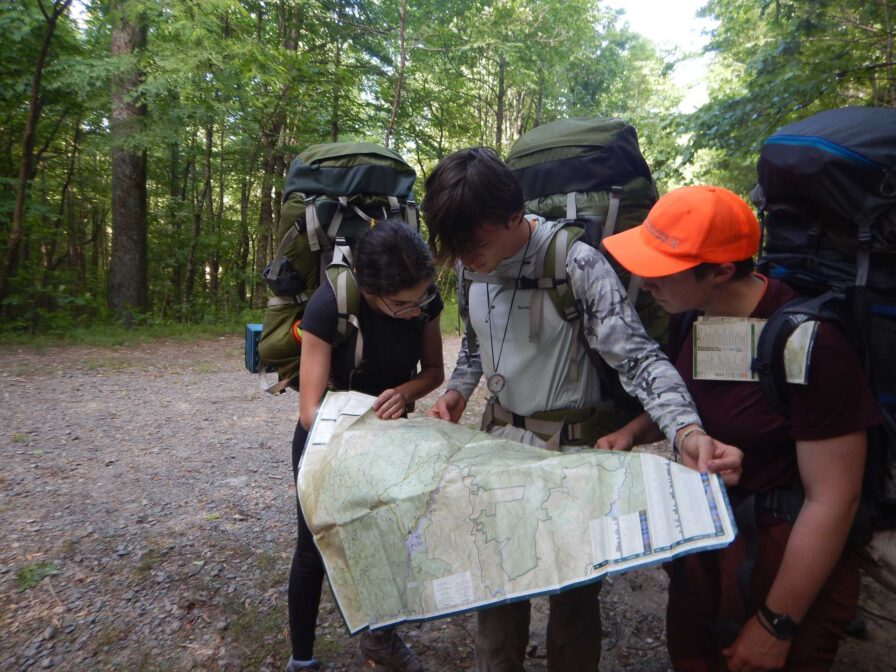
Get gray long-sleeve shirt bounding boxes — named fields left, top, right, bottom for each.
left=446, top=217, right=700, bottom=444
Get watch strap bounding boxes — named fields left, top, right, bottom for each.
left=757, top=603, right=798, bottom=640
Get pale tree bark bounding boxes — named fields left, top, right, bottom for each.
left=882, top=0, right=895, bottom=104
left=254, top=3, right=296, bottom=307
left=108, top=0, right=148, bottom=320
left=254, top=122, right=280, bottom=308
left=495, top=54, right=506, bottom=149
left=384, top=0, right=407, bottom=149
left=0, top=0, right=73, bottom=303
left=182, top=124, right=214, bottom=311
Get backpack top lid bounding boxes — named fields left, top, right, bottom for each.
left=758, top=107, right=896, bottom=222
left=507, top=117, right=653, bottom=200
left=284, top=141, right=417, bottom=201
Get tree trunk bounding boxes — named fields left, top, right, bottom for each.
left=254, top=123, right=280, bottom=308
left=0, top=0, right=72, bottom=303
left=183, top=124, right=213, bottom=311
left=495, top=53, right=506, bottom=149
left=384, top=0, right=407, bottom=149
left=883, top=0, right=896, bottom=105
left=108, top=0, right=148, bottom=320
left=330, top=39, right=343, bottom=142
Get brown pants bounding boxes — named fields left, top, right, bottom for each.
left=474, top=582, right=602, bottom=672
left=666, top=519, right=859, bottom=672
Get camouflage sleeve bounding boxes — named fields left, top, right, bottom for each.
left=566, top=241, right=701, bottom=443
left=445, top=268, right=483, bottom=400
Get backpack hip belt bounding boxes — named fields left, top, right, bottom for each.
left=266, top=293, right=309, bottom=308
left=483, top=400, right=614, bottom=446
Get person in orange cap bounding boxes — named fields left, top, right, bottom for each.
left=601, top=185, right=881, bottom=672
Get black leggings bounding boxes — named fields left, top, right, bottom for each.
left=288, top=422, right=325, bottom=660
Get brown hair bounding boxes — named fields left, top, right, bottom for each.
left=421, top=147, right=523, bottom=265
left=691, top=258, right=756, bottom=281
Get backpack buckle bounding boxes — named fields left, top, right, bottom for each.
left=880, top=170, right=896, bottom=198
left=857, top=228, right=873, bottom=247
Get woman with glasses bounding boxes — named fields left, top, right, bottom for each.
left=286, top=218, right=444, bottom=672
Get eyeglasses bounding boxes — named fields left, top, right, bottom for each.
left=379, top=288, right=437, bottom=317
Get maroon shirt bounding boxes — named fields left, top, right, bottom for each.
left=668, top=277, right=881, bottom=499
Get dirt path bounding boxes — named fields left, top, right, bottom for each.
left=1, top=335, right=893, bottom=671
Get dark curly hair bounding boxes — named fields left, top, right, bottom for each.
left=421, top=147, right=524, bottom=265
left=353, top=218, right=435, bottom=296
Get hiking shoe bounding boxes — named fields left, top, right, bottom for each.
left=359, top=628, right=423, bottom=672
left=285, top=656, right=321, bottom=671
left=845, top=616, right=867, bottom=639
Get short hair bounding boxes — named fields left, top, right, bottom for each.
left=421, top=147, right=524, bottom=265
left=353, top=219, right=435, bottom=296
left=691, top=258, right=756, bottom=281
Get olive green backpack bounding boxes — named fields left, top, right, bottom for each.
left=505, top=116, right=666, bottom=344
left=258, top=142, right=419, bottom=393
left=453, top=118, right=665, bottom=416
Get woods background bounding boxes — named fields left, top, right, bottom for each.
left=2, top=0, right=894, bottom=333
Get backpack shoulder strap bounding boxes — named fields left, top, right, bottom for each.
left=324, top=241, right=363, bottom=369
left=753, top=291, right=841, bottom=415
left=540, top=220, right=586, bottom=325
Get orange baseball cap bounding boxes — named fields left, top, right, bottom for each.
left=602, top=185, right=759, bottom=278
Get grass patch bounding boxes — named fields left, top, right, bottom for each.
left=224, top=600, right=288, bottom=669
left=440, top=296, right=461, bottom=335
left=15, top=561, right=58, bottom=590
left=0, top=313, right=263, bottom=349
left=11, top=433, right=27, bottom=443
left=255, top=550, right=287, bottom=591
left=136, top=547, right=165, bottom=575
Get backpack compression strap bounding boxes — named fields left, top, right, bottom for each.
left=325, top=241, right=364, bottom=371
left=305, top=196, right=419, bottom=253
left=564, top=186, right=640, bottom=305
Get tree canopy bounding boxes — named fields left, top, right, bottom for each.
left=0, top=0, right=892, bottom=331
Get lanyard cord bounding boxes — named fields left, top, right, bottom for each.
left=487, top=220, right=533, bottom=376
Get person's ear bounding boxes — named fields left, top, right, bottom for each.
left=711, top=262, right=737, bottom=284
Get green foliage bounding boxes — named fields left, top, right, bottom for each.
left=15, top=561, right=59, bottom=591
left=8, top=0, right=884, bottom=331
left=683, top=0, right=896, bottom=189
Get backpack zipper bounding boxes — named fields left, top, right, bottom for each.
left=765, top=135, right=884, bottom=170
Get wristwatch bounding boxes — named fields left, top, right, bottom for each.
left=758, top=603, right=798, bottom=640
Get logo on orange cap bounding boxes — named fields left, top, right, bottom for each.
left=602, top=185, right=759, bottom=278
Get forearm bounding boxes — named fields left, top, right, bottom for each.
left=445, top=329, right=483, bottom=400
left=567, top=243, right=700, bottom=441
left=764, top=496, right=859, bottom=622
left=619, top=412, right=665, bottom=445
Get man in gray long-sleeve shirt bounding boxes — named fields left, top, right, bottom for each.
left=421, top=147, right=742, bottom=672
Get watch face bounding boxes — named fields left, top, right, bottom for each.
left=772, top=613, right=798, bottom=639
left=761, top=604, right=798, bottom=639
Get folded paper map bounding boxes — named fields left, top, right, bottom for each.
left=298, top=392, right=737, bottom=633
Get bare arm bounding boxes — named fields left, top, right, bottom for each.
left=724, top=430, right=866, bottom=670
left=595, top=411, right=663, bottom=450
left=298, top=331, right=332, bottom=432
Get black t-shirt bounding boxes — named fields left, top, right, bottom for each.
left=300, top=280, right=443, bottom=396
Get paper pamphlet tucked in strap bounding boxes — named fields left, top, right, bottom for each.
left=692, top=317, right=818, bottom=384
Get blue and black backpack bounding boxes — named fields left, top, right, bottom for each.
left=751, top=106, right=896, bottom=532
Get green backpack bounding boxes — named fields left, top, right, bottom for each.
left=505, top=116, right=666, bottom=344
left=258, top=142, right=419, bottom=393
